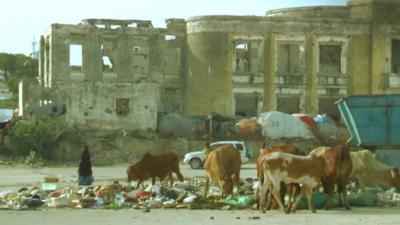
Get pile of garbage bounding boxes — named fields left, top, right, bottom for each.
left=1, top=177, right=399, bottom=210
left=0, top=177, right=257, bottom=210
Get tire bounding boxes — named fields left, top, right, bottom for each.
left=189, top=158, right=203, bottom=169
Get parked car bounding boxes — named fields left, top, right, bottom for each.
left=183, top=140, right=251, bottom=169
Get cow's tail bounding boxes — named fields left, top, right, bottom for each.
left=337, top=145, right=343, bottom=177
left=336, top=145, right=350, bottom=194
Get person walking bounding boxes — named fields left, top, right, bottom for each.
left=78, top=145, right=94, bottom=185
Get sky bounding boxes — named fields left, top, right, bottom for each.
left=0, top=0, right=347, bottom=56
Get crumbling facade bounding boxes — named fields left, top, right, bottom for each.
left=36, top=0, right=400, bottom=130
left=37, top=19, right=186, bottom=130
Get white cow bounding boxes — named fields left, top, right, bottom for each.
left=350, top=150, right=400, bottom=191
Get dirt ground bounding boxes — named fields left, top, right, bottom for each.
left=1, top=164, right=400, bottom=225
left=0, top=163, right=257, bottom=188
left=1, top=207, right=399, bottom=225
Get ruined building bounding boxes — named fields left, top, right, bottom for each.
left=36, top=0, right=400, bottom=130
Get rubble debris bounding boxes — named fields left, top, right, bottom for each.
left=0, top=176, right=398, bottom=211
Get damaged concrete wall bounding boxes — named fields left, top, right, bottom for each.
left=37, top=18, right=186, bottom=130
left=184, top=0, right=400, bottom=119
left=35, top=0, right=400, bottom=130
left=186, top=14, right=353, bottom=118
left=65, top=82, right=160, bottom=130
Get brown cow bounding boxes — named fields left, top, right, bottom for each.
left=256, top=144, right=302, bottom=210
left=350, top=150, right=400, bottom=190
left=309, top=145, right=352, bottom=210
left=204, top=143, right=241, bottom=198
left=127, top=152, right=184, bottom=188
left=259, top=152, right=326, bottom=213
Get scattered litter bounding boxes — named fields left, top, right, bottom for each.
left=183, top=194, right=198, bottom=203
left=249, top=216, right=260, bottom=220
left=42, top=183, right=57, bottom=191
left=219, top=195, right=255, bottom=207
left=0, top=176, right=398, bottom=211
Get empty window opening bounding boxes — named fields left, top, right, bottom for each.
left=165, top=35, right=176, bottom=41
left=277, top=96, right=299, bottom=114
left=102, top=56, right=114, bottom=72
left=318, top=97, right=341, bottom=122
left=235, top=42, right=250, bottom=73
left=235, top=95, right=258, bottom=117
left=128, top=23, right=138, bottom=28
left=319, top=44, right=342, bottom=74
left=133, top=46, right=141, bottom=52
left=278, top=43, right=303, bottom=74
left=116, top=98, right=130, bottom=115
left=94, top=24, right=106, bottom=29
left=69, top=44, right=82, bottom=71
left=391, top=39, right=400, bottom=74
left=110, top=24, right=121, bottom=30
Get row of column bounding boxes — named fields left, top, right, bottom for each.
left=262, top=33, right=318, bottom=115
left=185, top=32, right=322, bottom=117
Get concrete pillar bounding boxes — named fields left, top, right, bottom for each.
left=43, top=38, right=50, bottom=87
left=39, top=36, right=45, bottom=88
left=349, top=0, right=400, bottom=94
left=85, top=29, right=102, bottom=81
left=304, top=34, right=318, bottom=114
left=262, top=33, right=277, bottom=112
left=184, top=32, right=234, bottom=117
left=117, top=31, right=134, bottom=83
left=347, top=35, right=371, bottom=95
left=51, top=27, right=69, bottom=84
left=370, top=24, right=388, bottom=93
left=50, top=33, right=66, bottom=102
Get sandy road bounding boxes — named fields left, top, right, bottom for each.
left=0, top=163, right=257, bottom=188
left=1, top=207, right=400, bottom=225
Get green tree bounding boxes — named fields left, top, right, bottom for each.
left=0, top=53, right=38, bottom=93
left=0, top=53, right=16, bottom=80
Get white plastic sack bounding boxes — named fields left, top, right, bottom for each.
left=257, top=111, right=314, bottom=139
left=48, top=194, right=70, bottom=208
left=183, top=194, right=198, bottom=203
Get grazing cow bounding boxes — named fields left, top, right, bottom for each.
left=350, top=150, right=400, bottom=190
left=309, top=145, right=352, bottom=210
left=259, top=152, right=325, bottom=213
left=256, top=144, right=302, bottom=210
left=204, top=143, right=241, bottom=198
left=127, top=152, right=184, bottom=188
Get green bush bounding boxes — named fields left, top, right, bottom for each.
left=5, top=117, right=84, bottom=160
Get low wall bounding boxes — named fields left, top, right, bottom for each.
left=54, top=131, right=323, bottom=166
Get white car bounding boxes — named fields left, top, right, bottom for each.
left=183, top=141, right=251, bottom=169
